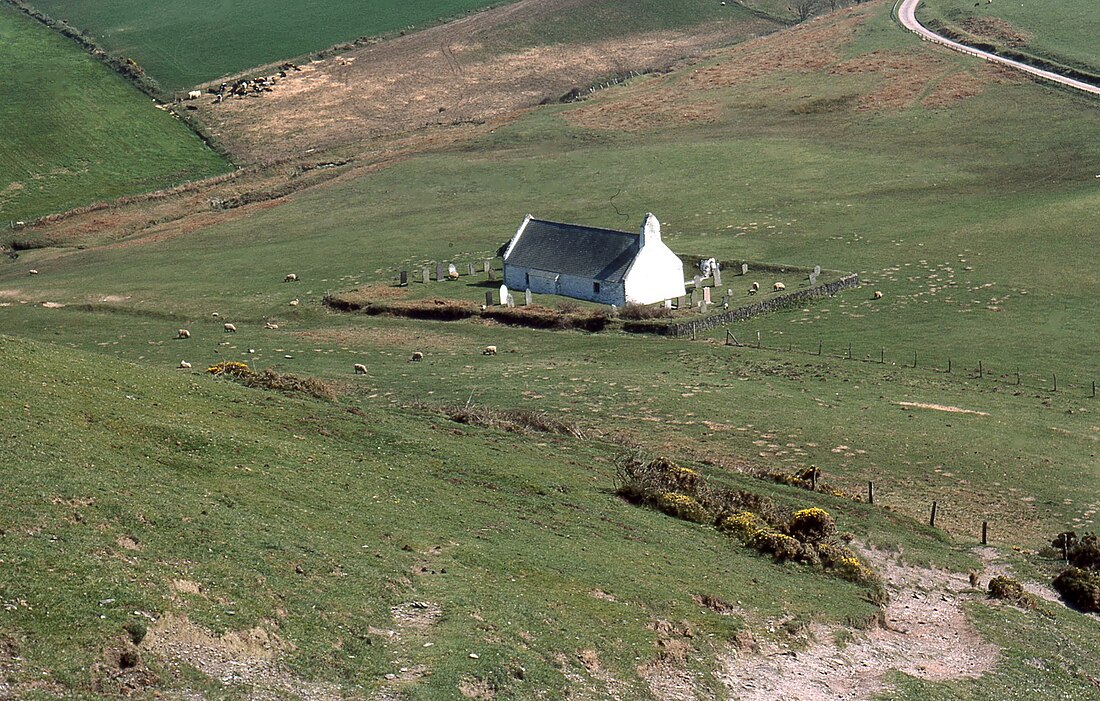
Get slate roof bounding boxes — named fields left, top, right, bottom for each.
left=505, top=219, right=639, bottom=283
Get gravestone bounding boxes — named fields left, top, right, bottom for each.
left=525, top=289, right=533, bottom=306
left=809, top=272, right=818, bottom=285
left=693, top=275, right=702, bottom=289
left=447, top=263, right=458, bottom=278
left=467, top=262, right=475, bottom=276
left=485, top=291, right=493, bottom=307
left=741, top=263, right=749, bottom=275
left=814, top=265, right=821, bottom=276
left=723, top=294, right=730, bottom=307
left=703, top=287, right=711, bottom=304
left=436, top=262, right=445, bottom=281
left=664, top=299, right=673, bottom=309
left=499, top=284, right=509, bottom=305
left=399, top=271, right=408, bottom=286
left=488, top=267, right=496, bottom=281
left=421, top=268, right=430, bottom=284
left=484, top=260, right=491, bottom=274
left=506, top=293, right=515, bottom=308
left=713, top=266, right=722, bottom=286
left=690, top=288, right=700, bottom=306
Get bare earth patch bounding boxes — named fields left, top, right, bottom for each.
left=144, top=614, right=341, bottom=700
left=923, top=70, right=987, bottom=108
left=897, top=401, right=989, bottom=416
left=195, top=0, right=778, bottom=163
left=719, top=548, right=999, bottom=700
left=959, top=16, right=1032, bottom=47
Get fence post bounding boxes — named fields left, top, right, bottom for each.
left=929, top=501, right=938, bottom=528
left=1053, top=373, right=1057, bottom=392
left=1092, top=381, right=1096, bottom=399
left=692, top=323, right=697, bottom=341
left=947, top=358, right=951, bottom=373
left=847, top=342, right=852, bottom=359
left=726, top=329, right=735, bottom=346
left=912, top=350, right=917, bottom=369
left=868, top=480, right=874, bottom=505
left=978, top=360, right=983, bottom=379
left=1016, top=368, right=1021, bottom=386
left=818, top=340, right=823, bottom=356
left=880, top=347, right=885, bottom=364
left=981, top=520, right=988, bottom=545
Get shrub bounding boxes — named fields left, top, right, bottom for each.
left=123, top=620, right=146, bottom=645
left=1068, top=534, right=1100, bottom=571
left=788, top=508, right=837, bottom=543
left=749, top=530, right=804, bottom=562
left=1052, top=567, right=1100, bottom=613
left=718, top=511, right=766, bottom=541
left=619, top=302, right=672, bottom=320
left=653, top=492, right=710, bottom=524
left=206, top=361, right=253, bottom=378
left=241, top=369, right=339, bottom=402
left=988, top=576, right=1034, bottom=609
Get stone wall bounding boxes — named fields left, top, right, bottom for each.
left=625, top=273, right=861, bottom=337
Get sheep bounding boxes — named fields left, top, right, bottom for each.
left=773, top=282, right=786, bottom=291
left=179, top=361, right=192, bottom=369
left=353, top=363, right=368, bottom=375
left=28, top=269, right=38, bottom=275
left=223, top=323, right=237, bottom=333
left=264, top=322, right=279, bottom=330
left=748, top=281, right=760, bottom=294
left=411, top=351, right=424, bottom=362
left=289, top=299, right=300, bottom=307
left=483, top=345, right=497, bottom=356
left=176, top=329, right=191, bottom=339
left=284, top=273, right=298, bottom=282
left=211, top=312, right=220, bottom=318
left=873, top=290, right=884, bottom=300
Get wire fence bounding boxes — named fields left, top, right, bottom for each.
left=722, top=329, right=1099, bottom=399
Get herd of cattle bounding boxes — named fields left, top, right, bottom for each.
left=184, top=62, right=303, bottom=104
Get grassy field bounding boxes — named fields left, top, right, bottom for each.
left=0, top=4, right=228, bottom=223
left=22, top=0, right=524, bottom=91
left=917, top=0, right=1100, bottom=76
left=4, top=0, right=1100, bottom=696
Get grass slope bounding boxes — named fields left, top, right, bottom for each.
left=0, top=5, right=228, bottom=222
left=0, top=334, right=892, bottom=698
left=917, top=0, right=1100, bottom=76
left=22, top=0, right=511, bottom=92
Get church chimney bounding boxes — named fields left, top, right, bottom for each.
left=640, top=212, right=661, bottom=248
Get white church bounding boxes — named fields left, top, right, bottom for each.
left=501, top=213, right=686, bottom=306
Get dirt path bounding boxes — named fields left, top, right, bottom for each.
left=194, top=0, right=779, bottom=163
left=719, top=548, right=999, bottom=700
left=896, top=0, right=1100, bottom=96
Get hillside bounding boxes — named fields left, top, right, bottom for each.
left=0, top=4, right=228, bottom=223
left=4, top=0, right=1100, bottom=697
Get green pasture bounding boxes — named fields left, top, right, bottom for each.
left=917, top=0, right=1100, bottom=76
left=0, top=5, right=228, bottom=222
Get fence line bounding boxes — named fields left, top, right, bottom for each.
left=721, top=332, right=1099, bottom=398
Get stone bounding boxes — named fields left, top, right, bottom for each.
left=506, top=293, right=515, bottom=308
left=713, top=266, right=722, bottom=286
left=399, top=271, right=407, bottom=286
left=693, top=275, right=702, bottom=289
left=484, top=260, right=492, bottom=274
left=814, top=265, right=821, bottom=276
left=703, top=287, right=711, bottom=304
left=421, top=268, right=430, bottom=284
left=436, top=263, right=445, bottom=281
left=525, top=289, right=533, bottom=306
left=741, top=263, right=749, bottom=275
left=467, top=262, right=476, bottom=276
left=499, top=284, right=509, bottom=306
left=485, top=291, right=493, bottom=307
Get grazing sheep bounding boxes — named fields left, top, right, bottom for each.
left=748, top=281, right=760, bottom=294
left=284, top=273, right=298, bottom=282
left=483, top=345, right=497, bottom=356
left=176, top=329, right=191, bottom=339
left=179, top=361, right=192, bottom=369
left=411, top=351, right=424, bottom=362
left=264, top=322, right=279, bottom=330
left=28, top=269, right=38, bottom=275
left=353, top=363, right=368, bottom=375
left=289, top=299, right=300, bottom=307
left=873, top=290, right=884, bottom=300
left=223, top=323, right=237, bottom=333
left=773, top=282, right=786, bottom=291
left=211, top=312, right=220, bottom=318
left=187, top=90, right=202, bottom=100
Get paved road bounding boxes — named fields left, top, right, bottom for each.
left=896, top=0, right=1100, bottom=97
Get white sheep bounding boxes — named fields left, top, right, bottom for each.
left=211, top=312, right=220, bottom=318
left=483, top=345, right=497, bottom=355
left=187, top=90, right=202, bottom=100
left=873, top=290, right=884, bottom=300
left=353, top=363, right=368, bottom=375
left=289, top=299, right=300, bottom=307
left=411, top=351, right=424, bottom=361
left=28, top=269, right=38, bottom=275
left=223, top=323, right=237, bottom=333
left=179, top=361, right=192, bottom=369
left=176, top=329, right=191, bottom=339
left=773, top=282, right=786, bottom=291
left=749, top=282, right=760, bottom=294
left=264, top=322, right=279, bottom=330
left=284, top=273, right=298, bottom=282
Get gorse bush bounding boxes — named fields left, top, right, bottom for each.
left=206, top=361, right=253, bottom=377
left=988, top=576, right=1035, bottom=609
left=788, top=508, right=837, bottom=543
left=653, top=492, right=710, bottom=523
left=1052, top=568, right=1100, bottom=613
